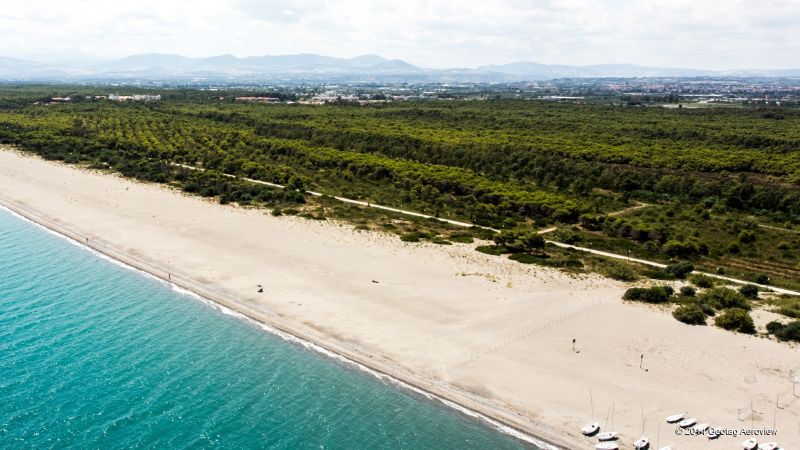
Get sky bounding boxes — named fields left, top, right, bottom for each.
left=0, top=0, right=797, bottom=70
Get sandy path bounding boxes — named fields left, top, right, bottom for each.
left=1, top=150, right=799, bottom=450
left=172, top=162, right=800, bottom=297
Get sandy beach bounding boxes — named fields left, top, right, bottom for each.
left=1, top=149, right=798, bottom=449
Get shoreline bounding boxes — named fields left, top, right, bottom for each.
left=3, top=149, right=799, bottom=450
left=0, top=198, right=563, bottom=450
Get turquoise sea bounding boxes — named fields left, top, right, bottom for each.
left=0, top=208, right=540, bottom=449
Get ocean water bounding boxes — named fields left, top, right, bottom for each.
left=0, top=209, right=540, bottom=450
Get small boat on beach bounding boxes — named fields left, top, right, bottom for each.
left=597, top=431, right=618, bottom=441
left=595, top=442, right=619, bottom=450
left=677, top=417, right=696, bottom=428
left=758, top=443, right=780, bottom=450
left=582, top=388, right=600, bottom=436
left=692, top=422, right=708, bottom=433
left=742, top=438, right=758, bottom=450
left=597, top=401, right=618, bottom=442
left=664, top=413, right=684, bottom=423
left=707, top=427, right=721, bottom=440
left=582, top=421, right=600, bottom=436
left=633, top=436, right=650, bottom=450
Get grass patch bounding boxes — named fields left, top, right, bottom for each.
left=766, top=295, right=800, bottom=319
left=602, top=263, right=639, bottom=281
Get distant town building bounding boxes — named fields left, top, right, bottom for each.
left=108, top=94, right=161, bottom=102
left=234, top=96, right=281, bottom=103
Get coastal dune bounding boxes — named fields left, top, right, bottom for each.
left=1, top=149, right=798, bottom=449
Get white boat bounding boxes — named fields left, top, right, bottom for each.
left=742, top=438, right=758, bottom=450
left=707, top=427, right=721, bottom=440
left=595, top=442, right=619, bottom=450
left=692, top=422, right=709, bottom=433
left=582, top=421, right=600, bottom=436
left=634, top=436, right=650, bottom=450
left=758, top=443, right=779, bottom=450
left=678, top=417, right=696, bottom=428
left=664, top=413, right=684, bottom=423
left=597, top=431, right=618, bottom=441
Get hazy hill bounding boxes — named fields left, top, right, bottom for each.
left=0, top=53, right=798, bottom=82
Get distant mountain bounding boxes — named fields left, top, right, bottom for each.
left=0, top=53, right=798, bottom=82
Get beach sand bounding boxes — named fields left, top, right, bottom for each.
left=1, top=149, right=798, bottom=449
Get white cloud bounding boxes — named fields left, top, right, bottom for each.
left=0, top=0, right=796, bottom=69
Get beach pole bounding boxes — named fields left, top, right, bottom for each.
left=640, top=406, right=646, bottom=436
left=656, top=421, right=660, bottom=448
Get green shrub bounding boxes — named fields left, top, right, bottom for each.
left=644, top=270, right=674, bottom=280
left=556, top=229, right=583, bottom=244
left=509, top=253, right=583, bottom=269
left=766, top=321, right=786, bottom=334
left=777, top=241, right=790, bottom=251
left=698, top=302, right=717, bottom=316
left=714, top=308, right=756, bottom=334
left=739, top=284, right=759, bottom=299
left=755, top=274, right=770, bottom=285
left=623, top=286, right=672, bottom=303
left=508, top=253, right=540, bottom=264
left=680, top=286, right=696, bottom=297
left=700, top=287, right=751, bottom=311
left=493, top=229, right=545, bottom=254
left=475, top=245, right=506, bottom=256
left=673, top=305, right=707, bottom=325
left=774, top=321, right=800, bottom=342
left=623, top=288, right=646, bottom=300
left=448, top=234, right=474, bottom=244
left=663, top=239, right=709, bottom=258
left=271, top=207, right=283, bottom=216
left=400, top=232, right=422, bottom=242
left=689, top=274, right=717, bottom=288
left=665, top=261, right=694, bottom=279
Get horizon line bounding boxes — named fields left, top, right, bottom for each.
left=3, top=52, right=799, bottom=73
